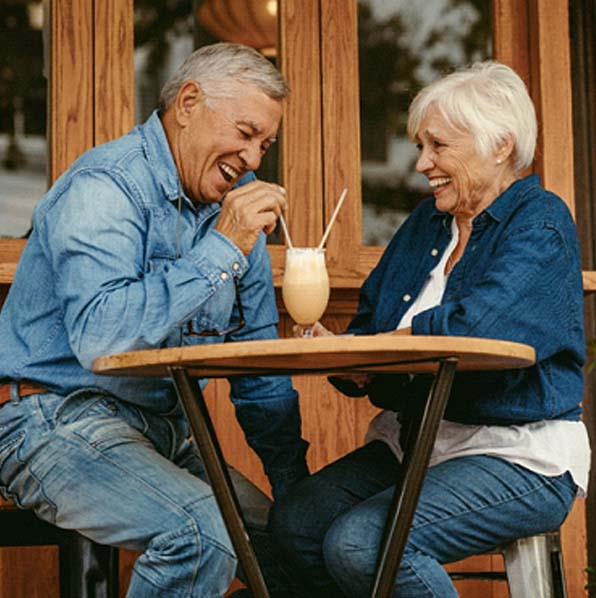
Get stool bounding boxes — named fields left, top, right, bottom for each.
left=450, top=531, right=567, bottom=598
left=0, top=498, right=119, bottom=597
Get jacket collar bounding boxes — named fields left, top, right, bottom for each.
left=484, top=174, right=540, bottom=223
left=428, top=174, right=540, bottom=225
left=140, top=110, right=181, bottom=203
left=139, top=110, right=221, bottom=218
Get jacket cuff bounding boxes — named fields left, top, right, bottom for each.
left=411, top=310, right=433, bottom=335
left=187, top=229, right=248, bottom=286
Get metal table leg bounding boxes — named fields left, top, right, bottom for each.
left=371, top=358, right=458, bottom=598
left=169, top=367, right=270, bottom=598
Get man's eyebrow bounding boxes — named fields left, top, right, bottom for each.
left=238, top=119, right=263, bottom=135
left=237, top=118, right=277, bottom=143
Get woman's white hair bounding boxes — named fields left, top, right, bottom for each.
left=407, top=61, right=537, bottom=173
left=159, top=42, right=288, bottom=111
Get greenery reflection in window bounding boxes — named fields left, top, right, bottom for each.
left=359, top=0, right=491, bottom=245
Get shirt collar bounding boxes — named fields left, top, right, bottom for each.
left=139, top=110, right=181, bottom=203
left=139, top=109, right=221, bottom=218
left=427, top=174, right=540, bottom=224
left=484, top=174, right=540, bottom=222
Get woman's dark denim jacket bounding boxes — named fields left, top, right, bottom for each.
left=338, top=175, right=585, bottom=426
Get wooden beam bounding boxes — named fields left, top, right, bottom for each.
left=94, top=0, right=135, bottom=145
left=48, top=0, right=94, bottom=182
left=278, top=0, right=323, bottom=249
left=527, top=0, right=575, bottom=213
left=319, top=0, right=365, bottom=281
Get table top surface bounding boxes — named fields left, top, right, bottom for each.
left=92, top=335, right=536, bottom=379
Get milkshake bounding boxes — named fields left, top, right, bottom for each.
left=282, top=248, right=330, bottom=336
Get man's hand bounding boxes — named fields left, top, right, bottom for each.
left=215, top=181, right=287, bottom=255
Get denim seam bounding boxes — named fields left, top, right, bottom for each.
left=130, top=518, right=233, bottom=598
left=115, top=522, right=205, bottom=598
left=400, top=557, right=438, bottom=598
left=0, top=431, right=25, bottom=456
left=411, top=476, right=557, bottom=532
left=20, top=455, right=59, bottom=520
left=150, top=502, right=235, bottom=558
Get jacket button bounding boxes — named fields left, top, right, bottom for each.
left=431, top=248, right=439, bottom=256
left=232, top=262, right=240, bottom=272
left=403, top=294, right=411, bottom=302
left=220, top=272, right=229, bottom=281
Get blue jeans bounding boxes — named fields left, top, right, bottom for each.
left=269, top=440, right=577, bottom=598
left=0, top=388, right=287, bottom=597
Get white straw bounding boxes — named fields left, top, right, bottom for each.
left=279, top=213, right=293, bottom=248
left=317, top=188, right=348, bottom=250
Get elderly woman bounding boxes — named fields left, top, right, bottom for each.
left=268, top=61, right=590, bottom=597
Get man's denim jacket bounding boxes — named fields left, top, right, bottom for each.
left=0, top=110, right=308, bottom=497
left=345, top=175, right=585, bottom=425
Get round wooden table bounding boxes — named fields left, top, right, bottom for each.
left=93, top=335, right=535, bottom=598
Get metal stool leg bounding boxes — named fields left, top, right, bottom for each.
left=59, top=535, right=119, bottom=598
left=170, top=367, right=269, bottom=598
left=547, top=531, right=568, bottom=598
left=502, top=532, right=566, bottom=598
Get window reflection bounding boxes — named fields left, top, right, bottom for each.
left=134, top=0, right=282, bottom=243
left=359, top=0, right=491, bottom=245
left=0, top=0, right=47, bottom=239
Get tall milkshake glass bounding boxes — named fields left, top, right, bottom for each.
left=282, top=248, right=330, bottom=337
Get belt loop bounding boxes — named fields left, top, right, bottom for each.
left=10, top=381, right=21, bottom=404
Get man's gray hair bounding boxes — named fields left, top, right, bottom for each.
left=407, top=61, right=537, bottom=174
left=159, top=42, right=288, bottom=111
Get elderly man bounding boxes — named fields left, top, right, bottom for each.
left=0, top=43, right=308, bottom=596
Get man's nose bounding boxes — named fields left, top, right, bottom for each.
left=239, top=142, right=262, bottom=171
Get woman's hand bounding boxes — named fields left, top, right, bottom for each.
left=295, top=322, right=373, bottom=391
left=292, top=321, right=334, bottom=338
left=384, top=326, right=412, bottom=335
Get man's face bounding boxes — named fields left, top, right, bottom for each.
left=177, top=84, right=282, bottom=204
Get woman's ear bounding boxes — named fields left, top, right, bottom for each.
left=174, top=80, right=204, bottom=126
left=496, top=134, right=515, bottom=164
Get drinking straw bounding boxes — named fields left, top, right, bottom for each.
left=317, top=187, right=348, bottom=250
left=279, top=213, right=294, bottom=248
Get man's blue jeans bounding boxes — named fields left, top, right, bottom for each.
left=269, top=440, right=576, bottom=598
left=0, top=388, right=284, bottom=597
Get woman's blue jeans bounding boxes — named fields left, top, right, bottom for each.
left=269, top=440, right=576, bottom=598
left=0, top=388, right=286, bottom=597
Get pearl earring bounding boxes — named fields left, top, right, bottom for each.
left=496, top=159, right=502, bottom=165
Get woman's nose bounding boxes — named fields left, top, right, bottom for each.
left=415, top=147, right=434, bottom=173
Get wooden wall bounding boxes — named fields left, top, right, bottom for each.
left=0, top=0, right=593, bottom=596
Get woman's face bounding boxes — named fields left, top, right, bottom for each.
left=414, top=105, right=511, bottom=218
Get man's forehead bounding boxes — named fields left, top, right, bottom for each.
left=222, top=96, right=282, bottom=136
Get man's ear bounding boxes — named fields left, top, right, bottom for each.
left=175, top=80, right=204, bottom=126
